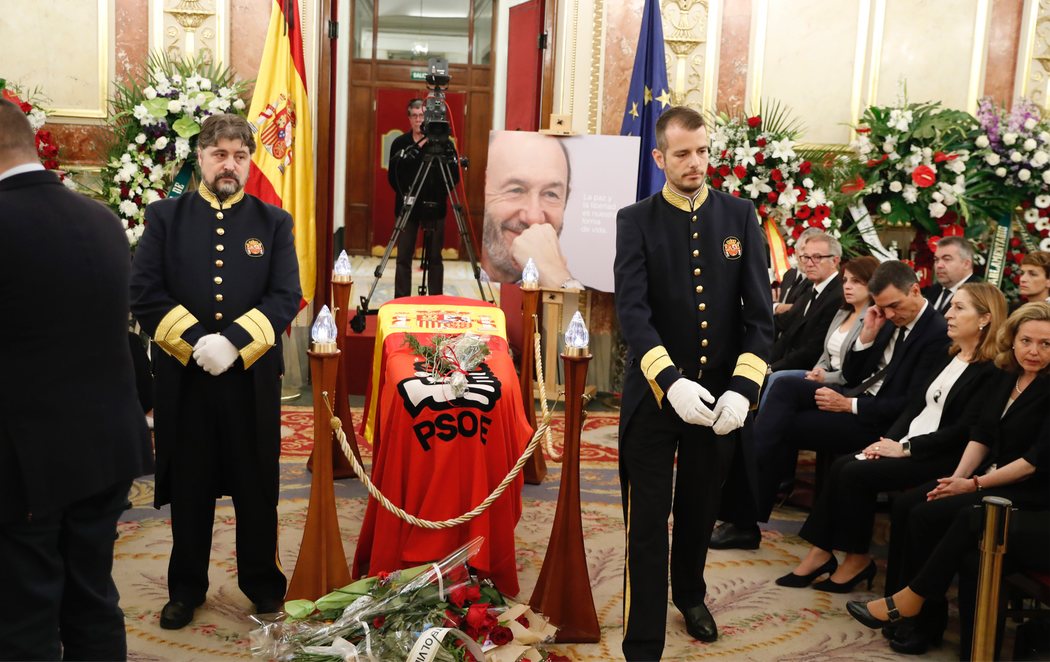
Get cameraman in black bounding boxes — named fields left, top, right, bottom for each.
left=387, top=98, right=458, bottom=298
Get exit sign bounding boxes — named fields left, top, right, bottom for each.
left=410, top=71, right=427, bottom=81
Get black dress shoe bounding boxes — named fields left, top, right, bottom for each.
left=160, top=600, right=197, bottom=630
left=889, top=622, right=942, bottom=655
left=812, top=560, right=876, bottom=593
left=682, top=604, right=718, bottom=643
left=253, top=598, right=285, bottom=614
left=775, top=555, right=838, bottom=588
left=846, top=595, right=905, bottom=629
left=709, top=522, right=761, bottom=550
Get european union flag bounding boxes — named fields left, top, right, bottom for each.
left=620, top=0, right=672, bottom=200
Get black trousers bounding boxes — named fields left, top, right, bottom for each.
left=751, top=375, right=882, bottom=521
left=167, top=368, right=286, bottom=606
left=619, top=395, right=735, bottom=661
left=0, top=480, right=132, bottom=661
left=799, top=453, right=957, bottom=554
left=394, top=213, right=445, bottom=298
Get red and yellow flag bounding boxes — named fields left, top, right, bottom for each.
left=245, top=0, right=316, bottom=303
left=764, top=217, right=791, bottom=282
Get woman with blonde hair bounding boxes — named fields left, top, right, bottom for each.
left=847, top=302, right=1050, bottom=656
left=776, top=283, right=1007, bottom=592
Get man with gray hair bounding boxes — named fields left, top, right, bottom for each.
left=131, top=112, right=302, bottom=629
left=923, top=236, right=977, bottom=315
left=775, top=226, right=825, bottom=316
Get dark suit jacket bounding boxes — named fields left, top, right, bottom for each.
left=770, top=275, right=843, bottom=371
left=387, top=132, right=457, bottom=220
left=883, top=354, right=996, bottom=462
left=971, top=370, right=1050, bottom=475
left=922, top=273, right=979, bottom=314
left=842, top=302, right=949, bottom=430
left=778, top=267, right=809, bottom=304
left=614, top=186, right=774, bottom=431
left=0, top=170, right=153, bottom=523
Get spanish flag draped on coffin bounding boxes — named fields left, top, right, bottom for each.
left=354, top=296, right=533, bottom=595
left=244, top=0, right=316, bottom=304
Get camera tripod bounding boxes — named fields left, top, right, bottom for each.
left=350, top=142, right=491, bottom=333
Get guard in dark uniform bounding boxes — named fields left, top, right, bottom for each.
left=615, top=106, right=773, bottom=661
left=130, top=114, right=302, bottom=629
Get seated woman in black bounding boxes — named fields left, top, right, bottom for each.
left=775, top=283, right=1006, bottom=592
left=845, top=302, right=1050, bottom=655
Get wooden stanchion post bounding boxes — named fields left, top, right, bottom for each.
left=529, top=315, right=599, bottom=643
left=972, top=495, right=1012, bottom=662
left=286, top=310, right=352, bottom=600
left=520, top=284, right=546, bottom=484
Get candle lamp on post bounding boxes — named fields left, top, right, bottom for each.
left=308, top=250, right=360, bottom=479
left=286, top=306, right=352, bottom=600
left=519, top=258, right=547, bottom=484
left=529, top=310, right=599, bottom=642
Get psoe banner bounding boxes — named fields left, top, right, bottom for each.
left=481, top=131, right=639, bottom=292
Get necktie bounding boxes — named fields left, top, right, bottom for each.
left=802, top=287, right=818, bottom=317
left=935, top=289, right=952, bottom=314
left=844, top=325, right=909, bottom=397
left=890, top=326, right=908, bottom=361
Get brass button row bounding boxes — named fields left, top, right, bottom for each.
left=216, top=211, right=224, bottom=220
left=216, top=227, right=225, bottom=236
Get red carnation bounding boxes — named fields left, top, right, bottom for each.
left=770, top=169, right=784, bottom=182
left=792, top=225, right=805, bottom=238
left=1014, top=252, right=1026, bottom=264
left=732, top=165, right=747, bottom=180
left=706, top=165, right=716, bottom=175
left=796, top=188, right=807, bottom=203
left=711, top=177, right=724, bottom=188
left=840, top=175, right=866, bottom=194
left=808, top=218, right=824, bottom=228
left=747, top=116, right=762, bottom=128
left=717, top=165, right=731, bottom=177
left=767, top=192, right=779, bottom=203
left=799, top=161, right=812, bottom=174
left=756, top=137, right=767, bottom=147
left=785, top=217, right=795, bottom=227
left=911, top=165, right=936, bottom=188
left=796, top=205, right=812, bottom=220
left=814, top=205, right=831, bottom=220
left=754, top=152, right=765, bottom=165
left=490, top=625, right=514, bottom=646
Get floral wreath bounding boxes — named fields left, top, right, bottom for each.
left=101, top=54, right=249, bottom=246
left=707, top=102, right=840, bottom=259
left=975, top=97, right=1050, bottom=298
left=0, top=79, right=66, bottom=179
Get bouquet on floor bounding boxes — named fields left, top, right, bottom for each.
left=706, top=101, right=841, bottom=256
left=249, top=538, right=562, bottom=662
left=101, top=53, right=249, bottom=247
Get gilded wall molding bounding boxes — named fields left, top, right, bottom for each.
left=662, top=0, right=719, bottom=116
left=1017, top=0, right=1050, bottom=110
left=149, top=0, right=229, bottom=65
left=588, top=0, right=606, bottom=134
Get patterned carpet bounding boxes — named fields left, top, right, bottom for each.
left=116, top=407, right=962, bottom=661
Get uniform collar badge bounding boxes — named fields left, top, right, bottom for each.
left=198, top=181, right=246, bottom=210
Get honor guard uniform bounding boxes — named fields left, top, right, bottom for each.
left=130, top=182, right=302, bottom=618
left=614, top=181, right=773, bottom=660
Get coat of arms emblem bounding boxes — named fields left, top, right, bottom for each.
left=251, top=93, right=296, bottom=173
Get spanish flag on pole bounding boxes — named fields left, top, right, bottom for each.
left=245, top=0, right=316, bottom=304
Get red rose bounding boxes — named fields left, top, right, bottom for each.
left=490, top=625, right=514, bottom=646
left=465, top=603, right=492, bottom=630
left=911, top=165, right=936, bottom=188
left=515, top=614, right=530, bottom=627
left=732, top=165, right=747, bottom=180
left=747, top=116, right=762, bottom=128
left=754, top=152, right=765, bottom=165
left=757, top=204, right=768, bottom=217
left=767, top=192, right=778, bottom=203
left=450, top=584, right=482, bottom=608
left=372, top=616, right=385, bottom=629
left=711, top=177, right=724, bottom=189
left=799, top=161, right=812, bottom=174
left=717, top=165, right=730, bottom=177
left=796, top=206, right=811, bottom=220
left=706, top=165, right=716, bottom=175
left=770, top=169, right=784, bottom=182
left=840, top=175, right=866, bottom=194
left=756, top=137, right=767, bottom=147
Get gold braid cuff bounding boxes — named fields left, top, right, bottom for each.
left=640, top=345, right=676, bottom=406
left=234, top=308, right=276, bottom=369
left=154, top=305, right=198, bottom=366
left=733, top=352, right=768, bottom=387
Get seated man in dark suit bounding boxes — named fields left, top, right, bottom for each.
left=769, top=232, right=844, bottom=372
left=773, top=227, right=822, bottom=324
left=922, top=236, right=977, bottom=315
left=712, top=261, right=949, bottom=549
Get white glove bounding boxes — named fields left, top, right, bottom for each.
left=666, top=378, right=717, bottom=426
left=712, top=390, right=750, bottom=436
left=192, top=334, right=240, bottom=376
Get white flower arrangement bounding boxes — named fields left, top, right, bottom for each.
left=102, top=54, right=248, bottom=248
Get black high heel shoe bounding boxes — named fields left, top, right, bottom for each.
left=775, top=556, right=838, bottom=588
left=846, top=595, right=905, bottom=629
left=812, top=560, right=876, bottom=593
